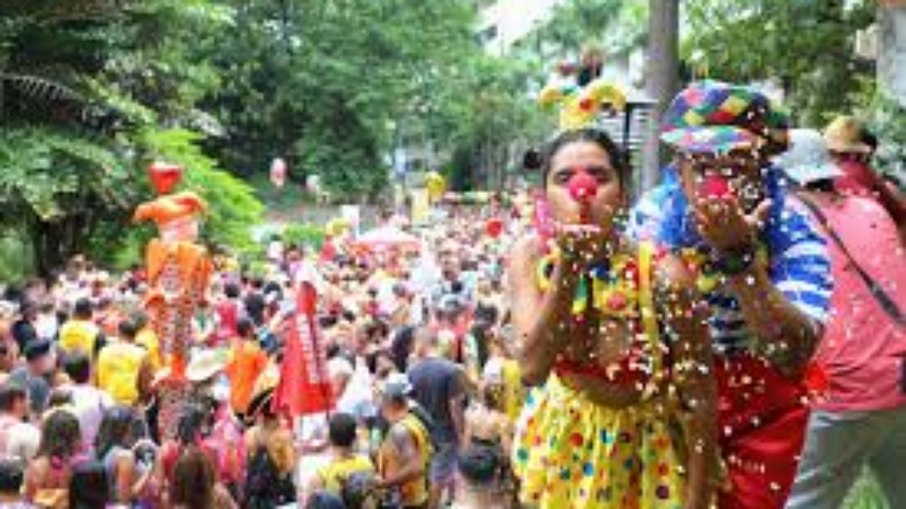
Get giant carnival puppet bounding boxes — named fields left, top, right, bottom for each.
left=134, top=161, right=212, bottom=439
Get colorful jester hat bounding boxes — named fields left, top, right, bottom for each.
left=538, top=78, right=627, bottom=131
left=660, top=80, right=791, bottom=155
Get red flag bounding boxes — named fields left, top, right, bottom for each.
left=273, top=282, right=333, bottom=417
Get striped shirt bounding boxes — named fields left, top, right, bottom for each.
left=628, top=182, right=833, bottom=353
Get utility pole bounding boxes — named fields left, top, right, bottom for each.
left=641, top=0, right=680, bottom=192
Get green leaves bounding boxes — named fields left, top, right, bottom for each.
left=193, top=0, right=487, bottom=196
left=0, top=0, right=263, bottom=274
left=0, top=127, right=125, bottom=221
left=517, top=0, right=644, bottom=59
left=136, top=128, right=264, bottom=253
left=684, top=0, right=875, bottom=125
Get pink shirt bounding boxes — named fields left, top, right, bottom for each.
left=804, top=193, right=906, bottom=412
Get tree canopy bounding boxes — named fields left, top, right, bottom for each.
left=0, top=0, right=261, bottom=275
left=684, top=0, right=876, bottom=126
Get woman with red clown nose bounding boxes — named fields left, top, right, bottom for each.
left=507, top=126, right=718, bottom=508
left=629, top=81, right=834, bottom=509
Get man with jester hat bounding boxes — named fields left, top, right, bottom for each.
left=629, top=81, right=834, bottom=509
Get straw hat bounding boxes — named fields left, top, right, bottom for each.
left=186, top=349, right=227, bottom=383
left=245, top=364, right=280, bottom=424
left=823, top=116, right=870, bottom=154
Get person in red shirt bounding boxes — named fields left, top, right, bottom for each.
left=213, top=283, right=244, bottom=347
left=781, top=129, right=906, bottom=508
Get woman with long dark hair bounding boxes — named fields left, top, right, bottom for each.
left=24, top=410, right=82, bottom=508
left=94, top=405, right=154, bottom=505
left=243, top=381, right=296, bottom=509
left=169, top=447, right=237, bottom=509
left=507, top=127, right=717, bottom=508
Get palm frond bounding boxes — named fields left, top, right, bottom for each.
left=1, top=73, right=84, bottom=105
left=0, top=0, right=126, bottom=23
left=1, top=73, right=131, bottom=131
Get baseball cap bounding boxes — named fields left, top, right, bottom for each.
left=661, top=80, right=790, bottom=155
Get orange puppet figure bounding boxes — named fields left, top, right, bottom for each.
left=134, top=162, right=212, bottom=434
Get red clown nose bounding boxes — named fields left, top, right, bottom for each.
left=699, top=174, right=732, bottom=199
left=568, top=169, right=598, bottom=203
left=568, top=169, right=598, bottom=224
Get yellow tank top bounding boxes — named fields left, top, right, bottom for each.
left=317, top=454, right=375, bottom=494
left=379, top=414, right=430, bottom=506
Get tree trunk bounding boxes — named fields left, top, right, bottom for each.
left=878, top=2, right=906, bottom=106
left=641, top=0, right=681, bottom=193
left=33, top=220, right=64, bottom=278
left=32, top=214, right=90, bottom=278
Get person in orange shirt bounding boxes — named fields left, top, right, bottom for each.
left=224, top=318, right=268, bottom=419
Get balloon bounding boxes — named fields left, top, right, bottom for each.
left=485, top=218, right=503, bottom=238
left=270, top=158, right=287, bottom=188
left=148, top=161, right=183, bottom=195
left=325, top=218, right=350, bottom=237
left=306, top=174, right=322, bottom=193
left=425, top=171, right=446, bottom=202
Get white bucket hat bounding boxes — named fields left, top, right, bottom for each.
left=777, top=129, right=844, bottom=185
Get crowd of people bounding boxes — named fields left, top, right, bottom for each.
left=0, top=199, right=526, bottom=509
left=0, top=79, right=900, bottom=509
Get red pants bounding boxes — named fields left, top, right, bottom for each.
left=715, top=354, right=810, bottom=509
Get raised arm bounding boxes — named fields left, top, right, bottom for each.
left=655, top=255, right=717, bottom=509
left=378, top=425, right=425, bottom=489
left=506, top=236, right=580, bottom=386
left=694, top=198, right=827, bottom=376
left=725, top=256, right=822, bottom=375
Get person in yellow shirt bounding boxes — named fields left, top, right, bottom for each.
left=58, top=298, right=105, bottom=358
left=96, top=319, right=153, bottom=407
left=306, top=412, right=376, bottom=506
left=132, top=312, right=162, bottom=374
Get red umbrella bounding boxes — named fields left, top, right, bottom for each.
left=352, top=226, right=420, bottom=252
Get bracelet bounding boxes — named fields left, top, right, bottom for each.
left=712, top=245, right=758, bottom=275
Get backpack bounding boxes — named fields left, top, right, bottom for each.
left=68, top=460, right=109, bottom=509
left=244, top=446, right=296, bottom=509
left=407, top=404, right=440, bottom=456
left=340, top=470, right=379, bottom=509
